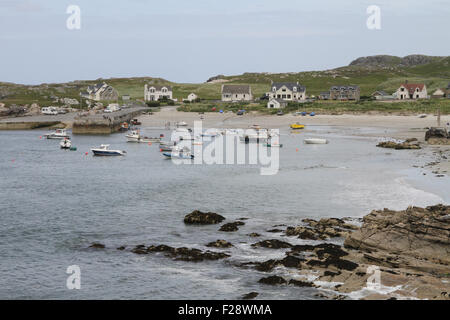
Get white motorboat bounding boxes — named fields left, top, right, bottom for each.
left=44, top=129, right=70, bottom=139
left=304, top=138, right=328, bottom=144
left=91, top=144, right=126, bottom=156
left=172, top=127, right=193, bottom=141
left=176, top=121, right=188, bottom=127
left=162, top=146, right=193, bottom=159
left=126, top=130, right=161, bottom=143
left=60, top=138, right=72, bottom=149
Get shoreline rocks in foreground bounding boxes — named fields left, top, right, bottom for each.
left=108, top=206, right=449, bottom=300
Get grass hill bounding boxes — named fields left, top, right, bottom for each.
left=0, top=54, right=449, bottom=107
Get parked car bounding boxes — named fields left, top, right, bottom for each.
left=237, top=110, right=245, bottom=116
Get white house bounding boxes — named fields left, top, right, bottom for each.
left=221, top=85, right=253, bottom=102
left=81, top=83, right=118, bottom=101
left=183, top=93, right=198, bottom=102
left=267, top=82, right=306, bottom=101
left=144, top=84, right=173, bottom=101
left=394, top=82, right=427, bottom=100
left=267, top=98, right=287, bottom=109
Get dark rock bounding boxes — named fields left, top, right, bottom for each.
left=206, top=240, right=233, bottom=248
left=266, top=229, right=283, bottom=233
left=219, top=221, right=244, bottom=232
left=251, top=239, right=293, bottom=249
left=131, top=244, right=230, bottom=262
left=425, top=127, right=448, bottom=141
left=242, top=292, right=259, bottom=300
left=184, top=210, right=225, bottom=225
left=377, top=141, right=421, bottom=150
left=117, top=246, right=126, bottom=250
left=89, top=243, right=105, bottom=249
left=258, top=275, right=287, bottom=285
left=248, top=233, right=261, bottom=237
left=288, top=279, right=315, bottom=287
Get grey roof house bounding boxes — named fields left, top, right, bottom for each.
left=268, top=82, right=306, bottom=101
left=221, top=85, right=253, bottom=102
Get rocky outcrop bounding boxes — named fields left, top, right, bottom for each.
left=206, top=240, right=233, bottom=248
left=251, top=239, right=292, bottom=249
left=242, top=292, right=259, bottom=300
left=219, top=221, right=244, bottom=232
left=184, top=210, right=225, bottom=225
left=285, top=218, right=358, bottom=240
left=131, top=244, right=230, bottom=262
left=258, top=275, right=287, bottom=285
left=425, top=127, right=449, bottom=145
left=376, top=140, right=421, bottom=149
left=344, top=204, right=450, bottom=269
left=89, top=243, right=105, bottom=249
left=349, top=54, right=443, bottom=68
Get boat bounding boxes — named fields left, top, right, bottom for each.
left=290, top=123, right=305, bottom=130
left=60, top=138, right=72, bottom=149
left=91, top=144, right=126, bottom=156
left=176, top=121, right=188, bottom=127
left=265, top=143, right=283, bottom=147
left=162, top=147, right=193, bottom=159
left=304, top=138, right=328, bottom=144
left=44, top=129, right=70, bottom=139
left=200, top=130, right=221, bottom=138
left=172, top=127, right=193, bottom=141
left=131, top=119, right=141, bottom=125
left=126, top=130, right=161, bottom=143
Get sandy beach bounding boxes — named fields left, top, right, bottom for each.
left=138, top=107, right=450, bottom=174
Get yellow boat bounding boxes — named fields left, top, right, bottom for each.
left=290, top=123, right=305, bottom=129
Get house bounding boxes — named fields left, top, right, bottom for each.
left=144, top=84, right=173, bottom=101
left=267, top=82, right=306, bottom=101
left=319, top=92, right=330, bottom=100
left=394, top=81, right=427, bottom=100
left=371, top=90, right=395, bottom=101
left=183, top=93, right=198, bottom=102
left=80, top=82, right=119, bottom=101
left=431, top=88, right=446, bottom=99
left=122, top=95, right=130, bottom=101
left=267, top=98, right=288, bottom=109
left=330, top=86, right=360, bottom=101
left=221, top=85, right=252, bottom=102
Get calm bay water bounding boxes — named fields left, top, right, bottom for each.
left=0, top=126, right=447, bottom=299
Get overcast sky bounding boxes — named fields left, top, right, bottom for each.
left=0, top=0, right=449, bottom=84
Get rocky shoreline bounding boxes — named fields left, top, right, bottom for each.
left=89, top=207, right=450, bottom=300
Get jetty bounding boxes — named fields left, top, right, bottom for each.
left=72, top=106, right=146, bottom=134
left=0, top=105, right=147, bottom=134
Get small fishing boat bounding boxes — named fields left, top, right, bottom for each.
left=91, top=144, right=126, bottom=156
left=162, top=147, right=193, bottom=159
left=126, top=130, right=161, bottom=143
left=60, top=138, right=72, bottom=149
left=44, top=129, right=70, bottom=139
left=176, top=121, right=188, bottom=127
left=290, top=123, right=305, bottom=130
left=304, top=138, right=328, bottom=144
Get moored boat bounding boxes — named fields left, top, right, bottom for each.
left=304, top=138, right=328, bottom=144
left=44, top=129, right=70, bottom=139
left=126, top=130, right=161, bottom=143
left=60, top=138, right=72, bottom=149
left=290, top=123, right=305, bottom=130
left=91, top=144, right=126, bottom=156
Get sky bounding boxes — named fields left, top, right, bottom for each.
left=0, top=0, right=449, bottom=84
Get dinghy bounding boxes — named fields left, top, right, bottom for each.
left=304, top=138, right=328, bottom=144
left=60, top=138, right=72, bottom=149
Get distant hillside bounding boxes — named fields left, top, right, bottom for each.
left=1, top=54, right=449, bottom=106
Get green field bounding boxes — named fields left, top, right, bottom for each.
left=1, top=55, right=449, bottom=113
